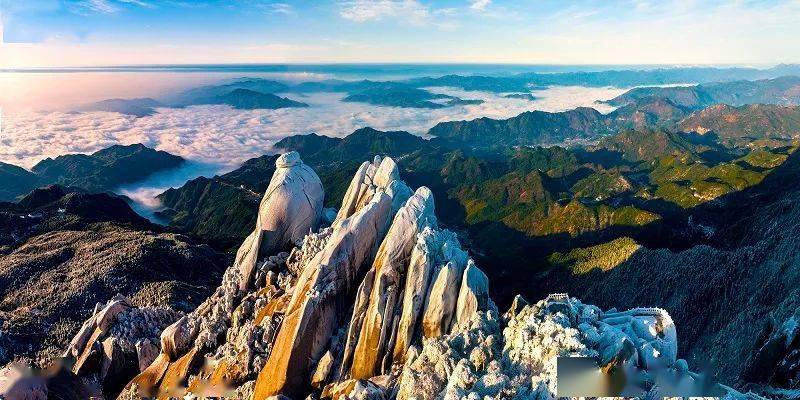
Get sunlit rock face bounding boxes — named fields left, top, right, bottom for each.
left=347, top=187, right=437, bottom=380
left=234, top=151, right=325, bottom=292
left=253, top=191, right=397, bottom=397
left=113, top=152, right=324, bottom=398
left=335, top=156, right=401, bottom=223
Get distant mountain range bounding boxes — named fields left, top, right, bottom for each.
left=429, top=76, right=800, bottom=148
left=0, top=144, right=184, bottom=202
left=342, top=82, right=483, bottom=108
left=407, top=64, right=800, bottom=91
left=607, top=76, right=800, bottom=108
left=71, top=65, right=800, bottom=117
left=75, top=98, right=165, bottom=117
left=291, top=79, right=486, bottom=108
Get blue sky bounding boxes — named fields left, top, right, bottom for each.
left=1, top=0, right=799, bottom=66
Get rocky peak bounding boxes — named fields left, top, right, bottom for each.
left=1, top=152, right=762, bottom=400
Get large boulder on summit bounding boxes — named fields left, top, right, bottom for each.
left=234, top=151, right=324, bottom=291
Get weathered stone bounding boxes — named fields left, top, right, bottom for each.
left=392, top=229, right=436, bottom=362
left=349, top=187, right=436, bottom=379
left=235, top=151, right=325, bottom=291
left=311, top=350, right=335, bottom=388
left=95, top=297, right=132, bottom=334
left=160, top=316, right=190, bottom=362
left=335, top=157, right=399, bottom=223
left=254, top=190, right=396, bottom=398
left=135, top=339, right=159, bottom=372
left=322, top=378, right=386, bottom=400
left=421, top=260, right=463, bottom=338
left=454, top=261, right=490, bottom=330
left=503, top=295, right=529, bottom=321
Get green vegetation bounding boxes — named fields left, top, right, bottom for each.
left=679, top=104, right=800, bottom=147
left=648, top=154, right=767, bottom=208
left=739, top=149, right=789, bottom=169
left=0, top=144, right=184, bottom=202
left=548, top=237, right=641, bottom=275
left=571, top=170, right=632, bottom=201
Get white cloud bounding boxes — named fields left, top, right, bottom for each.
left=70, top=0, right=119, bottom=14
left=265, top=2, right=295, bottom=16
left=67, top=0, right=154, bottom=15
left=339, top=0, right=430, bottom=24
left=0, top=86, right=626, bottom=170
left=469, top=0, right=491, bottom=11
left=118, top=0, right=154, bottom=8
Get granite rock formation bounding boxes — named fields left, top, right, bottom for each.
left=1, top=152, right=765, bottom=399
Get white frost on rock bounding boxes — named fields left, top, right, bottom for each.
left=397, top=294, right=693, bottom=400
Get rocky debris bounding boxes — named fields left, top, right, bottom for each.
left=61, top=295, right=183, bottom=397
left=322, top=378, right=387, bottom=400
left=396, top=294, right=714, bottom=400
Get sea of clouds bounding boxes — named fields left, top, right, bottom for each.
left=0, top=84, right=625, bottom=217
left=1, top=85, right=624, bottom=169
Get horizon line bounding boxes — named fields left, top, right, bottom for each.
left=1, top=61, right=793, bottom=73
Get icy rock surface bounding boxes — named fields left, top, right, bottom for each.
left=397, top=294, right=689, bottom=400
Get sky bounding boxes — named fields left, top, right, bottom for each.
left=1, top=0, right=800, bottom=67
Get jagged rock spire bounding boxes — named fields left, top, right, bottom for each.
left=346, top=187, right=437, bottom=379
left=254, top=156, right=410, bottom=397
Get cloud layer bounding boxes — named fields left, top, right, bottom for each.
left=1, top=85, right=624, bottom=170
